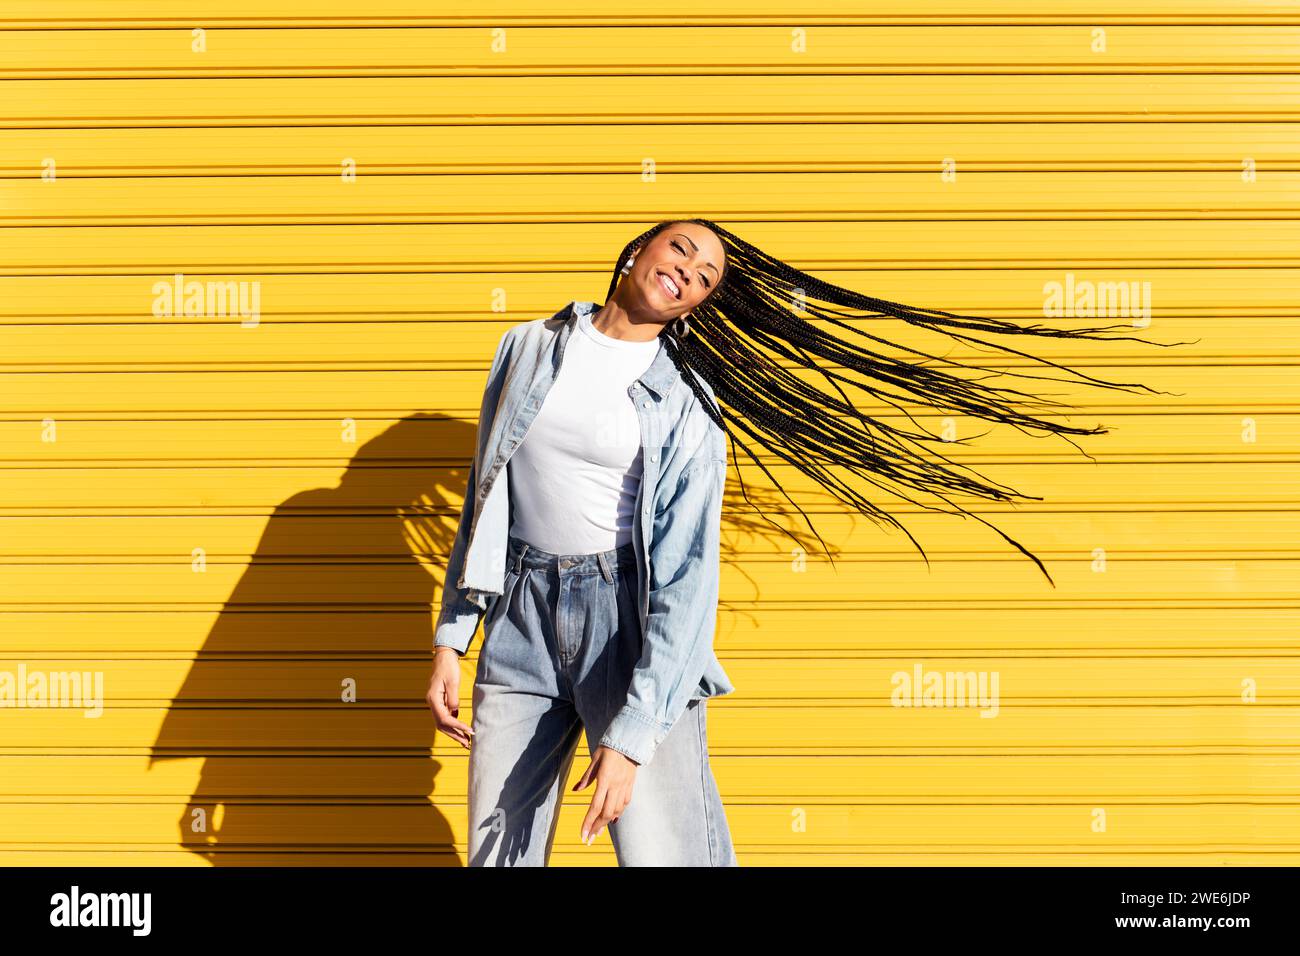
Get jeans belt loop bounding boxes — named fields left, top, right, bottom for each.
left=597, top=550, right=613, bottom=584
left=514, top=544, right=528, bottom=573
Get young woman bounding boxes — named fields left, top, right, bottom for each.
left=427, top=218, right=1171, bottom=867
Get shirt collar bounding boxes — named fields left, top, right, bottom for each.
left=568, top=300, right=680, bottom=400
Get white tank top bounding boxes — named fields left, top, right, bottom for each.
left=506, top=303, right=663, bottom=554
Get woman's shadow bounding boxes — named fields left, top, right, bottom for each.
left=147, top=414, right=477, bottom=865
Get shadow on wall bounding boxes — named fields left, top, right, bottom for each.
left=147, top=414, right=478, bottom=866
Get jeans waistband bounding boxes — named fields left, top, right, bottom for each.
left=507, top=533, right=637, bottom=576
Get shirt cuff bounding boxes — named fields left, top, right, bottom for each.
left=433, top=606, right=480, bottom=655
left=597, top=703, right=675, bottom=767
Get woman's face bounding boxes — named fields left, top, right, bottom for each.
left=620, top=222, right=726, bottom=321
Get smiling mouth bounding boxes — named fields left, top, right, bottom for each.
left=657, top=272, right=681, bottom=299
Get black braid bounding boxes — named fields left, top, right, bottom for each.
left=603, top=218, right=1192, bottom=586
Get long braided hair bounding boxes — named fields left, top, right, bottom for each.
left=603, top=218, right=1187, bottom=586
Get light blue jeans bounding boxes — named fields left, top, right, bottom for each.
left=467, top=533, right=738, bottom=866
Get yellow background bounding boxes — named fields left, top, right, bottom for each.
left=1, top=1, right=1298, bottom=865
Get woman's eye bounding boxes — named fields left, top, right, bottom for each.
left=670, top=240, right=708, bottom=286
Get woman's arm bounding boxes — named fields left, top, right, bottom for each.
left=598, top=446, right=727, bottom=766
left=433, top=328, right=513, bottom=655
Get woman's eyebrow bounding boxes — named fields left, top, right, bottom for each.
left=676, top=233, right=720, bottom=278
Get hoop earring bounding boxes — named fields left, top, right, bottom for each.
left=672, top=315, right=691, bottom=339
left=620, top=256, right=636, bottom=276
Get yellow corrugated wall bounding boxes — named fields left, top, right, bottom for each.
left=1, top=1, right=1298, bottom=866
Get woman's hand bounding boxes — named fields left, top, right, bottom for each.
left=572, top=746, right=638, bottom=845
left=427, top=646, right=474, bottom=748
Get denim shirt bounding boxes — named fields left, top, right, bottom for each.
left=434, top=300, right=735, bottom=766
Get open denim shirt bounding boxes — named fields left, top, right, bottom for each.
left=434, top=300, right=735, bottom=766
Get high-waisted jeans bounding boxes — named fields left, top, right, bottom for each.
left=467, top=533, right=738, bottom=866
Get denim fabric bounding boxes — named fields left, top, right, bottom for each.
left=434, top=300, right=735, bottom=767
left=468, top=534, right=738, bottom=866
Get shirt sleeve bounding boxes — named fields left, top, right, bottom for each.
left=432, top=328, right=512, bottom=656
left=598, top=452, right=726, bottom=766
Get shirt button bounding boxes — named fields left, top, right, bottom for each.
left=642, top=400, right=650, bottom=408
left=650, top=454, right=657, bottom=463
